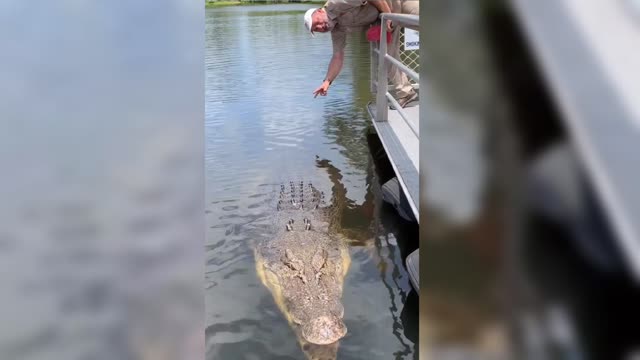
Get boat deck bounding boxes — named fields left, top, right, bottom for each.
left=512, top=0, right=640, bottom=281
left=367, top=102, right=419, bottom=223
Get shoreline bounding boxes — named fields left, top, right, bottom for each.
left=206, top=1, right=325, bottom=8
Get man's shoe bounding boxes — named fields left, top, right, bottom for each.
left=390, top=91, right=418, bottom=110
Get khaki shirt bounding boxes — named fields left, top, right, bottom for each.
left=325, top=0, right=380, bottom=54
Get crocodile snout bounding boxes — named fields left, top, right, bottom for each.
left=301, top=315, right=347, bottom=345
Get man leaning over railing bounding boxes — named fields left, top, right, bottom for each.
left=303, top=0, right=419, bottom=108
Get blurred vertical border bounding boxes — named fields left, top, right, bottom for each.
left=419, top=0, right=640, bottom=359
left=0, top=1, right=205, bottom=359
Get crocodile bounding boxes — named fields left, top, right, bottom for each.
left=255, top=174, right=351, bottom=359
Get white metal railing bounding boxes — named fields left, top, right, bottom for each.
left=370, top=13, right=419, bottom=137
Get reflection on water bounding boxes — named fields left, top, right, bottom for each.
left=205, top=4, right=417, bottom=359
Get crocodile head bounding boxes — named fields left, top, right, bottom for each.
left=257, top=225, right=350, bottom=349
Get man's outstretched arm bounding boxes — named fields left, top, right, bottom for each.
left=313, top=50, right=344, bottom=98
left=325, top=49, right=344, bottom=84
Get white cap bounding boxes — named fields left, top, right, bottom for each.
left=304, top=8, right=318, bottom=37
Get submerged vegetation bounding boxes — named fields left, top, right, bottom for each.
left=206, top=0, right=326, bottom=8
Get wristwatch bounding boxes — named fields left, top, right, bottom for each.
left=324, top=78, right=333, bottom=85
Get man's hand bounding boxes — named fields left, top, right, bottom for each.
left=369, top=0, right=393, bottom=33
left=313, top=80, right=331, bottom=98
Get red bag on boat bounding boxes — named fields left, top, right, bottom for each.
left=367, top=24, right=392, bottom=44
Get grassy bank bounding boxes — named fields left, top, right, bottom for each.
left=206, top=0, right=325, bottom=8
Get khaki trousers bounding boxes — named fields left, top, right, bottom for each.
left=385, top=0, right=419, bottom=100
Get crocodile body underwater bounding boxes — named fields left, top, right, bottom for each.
left=255, top=180, right=351, bottom=359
